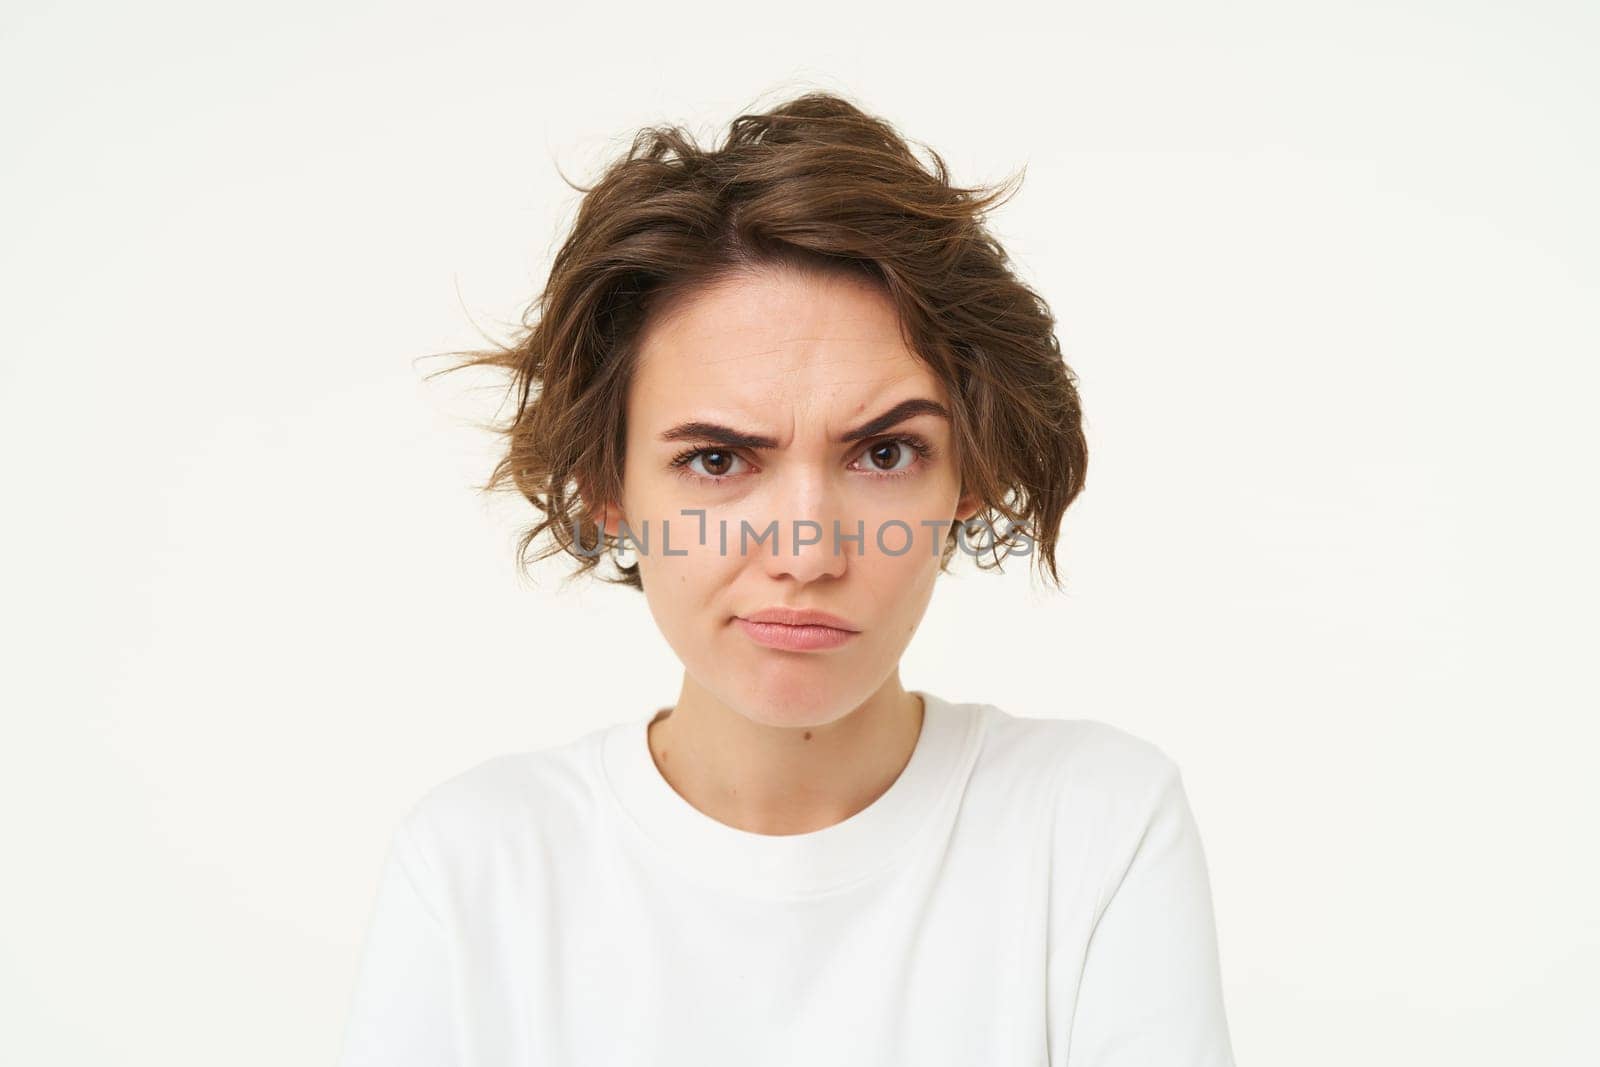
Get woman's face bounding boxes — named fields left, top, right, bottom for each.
left=602, top=265, right=979, bottom=729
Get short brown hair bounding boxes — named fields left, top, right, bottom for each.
left=429, top=90, right=1087, bottom=593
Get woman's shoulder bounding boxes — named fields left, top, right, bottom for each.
left=392, top=722, right=618, bottom=866
left=970, top=703, right=1197, bottom=893
left=972, top=701, right=1183, bottom=812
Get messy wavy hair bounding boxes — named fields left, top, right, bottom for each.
left=429, top=90, right=1087, bottom=593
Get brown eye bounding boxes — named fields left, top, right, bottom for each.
left=669, top=445, right=752, bottom=481
left=867, top=441, right=906, bottom=471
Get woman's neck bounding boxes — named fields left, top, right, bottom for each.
left=645, top=677, right=925, bottom=836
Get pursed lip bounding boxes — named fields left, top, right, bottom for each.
left=736, top=606, right=860, bottom=632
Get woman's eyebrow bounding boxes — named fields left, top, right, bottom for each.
left=657, top=398, right=950, bottom=449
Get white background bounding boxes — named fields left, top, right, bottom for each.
left=3, top=2, right=1596, bottom=1064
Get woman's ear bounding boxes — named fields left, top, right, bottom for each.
left=954, top=487, right=983, bottom=525
left=575, top=476, right=625, bottom=539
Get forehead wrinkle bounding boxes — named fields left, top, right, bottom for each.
left=652, top=345, right=918, bottom=379
left=654, top=372, right=940, bottom=452
left=652, top=332, right=908, bottom=358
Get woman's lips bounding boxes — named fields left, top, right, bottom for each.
left=734, top=618, right=860, bottom=651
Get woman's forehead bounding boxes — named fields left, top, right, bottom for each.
left=630, top=335, right=942, bottom=428
left=635, top=274, right=930, bottom=390
left=626, top=268, right=947, bottom=436
left=630, top=368, right=944, bottom=442
left=641, top=269, right=904, bottom=355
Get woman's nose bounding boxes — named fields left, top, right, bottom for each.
left=752, top=469, right=850, bottom=582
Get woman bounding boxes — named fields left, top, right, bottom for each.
left=338, top=91, right=1235, bottom=1066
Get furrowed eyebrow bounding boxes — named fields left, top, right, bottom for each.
left=657, top=398, right=950, bottom=450
left=837, top=398, right=951, bottom=443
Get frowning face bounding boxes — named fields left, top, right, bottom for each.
left=599, top=265, right=980, bottom=728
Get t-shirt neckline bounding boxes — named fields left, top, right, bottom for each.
left=599, top=688, right=980, bottom=900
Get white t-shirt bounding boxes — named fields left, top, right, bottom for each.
left=337, top=690, right=1235, bottom=1066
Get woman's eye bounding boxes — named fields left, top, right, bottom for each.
left=855, top=439, right=917, bottom=474
left=687, top=449, right=745, bottom=478
left=673, top=436, right=929, bottom=482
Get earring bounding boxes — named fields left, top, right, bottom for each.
left=610, top=534, right=638, bottom=570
